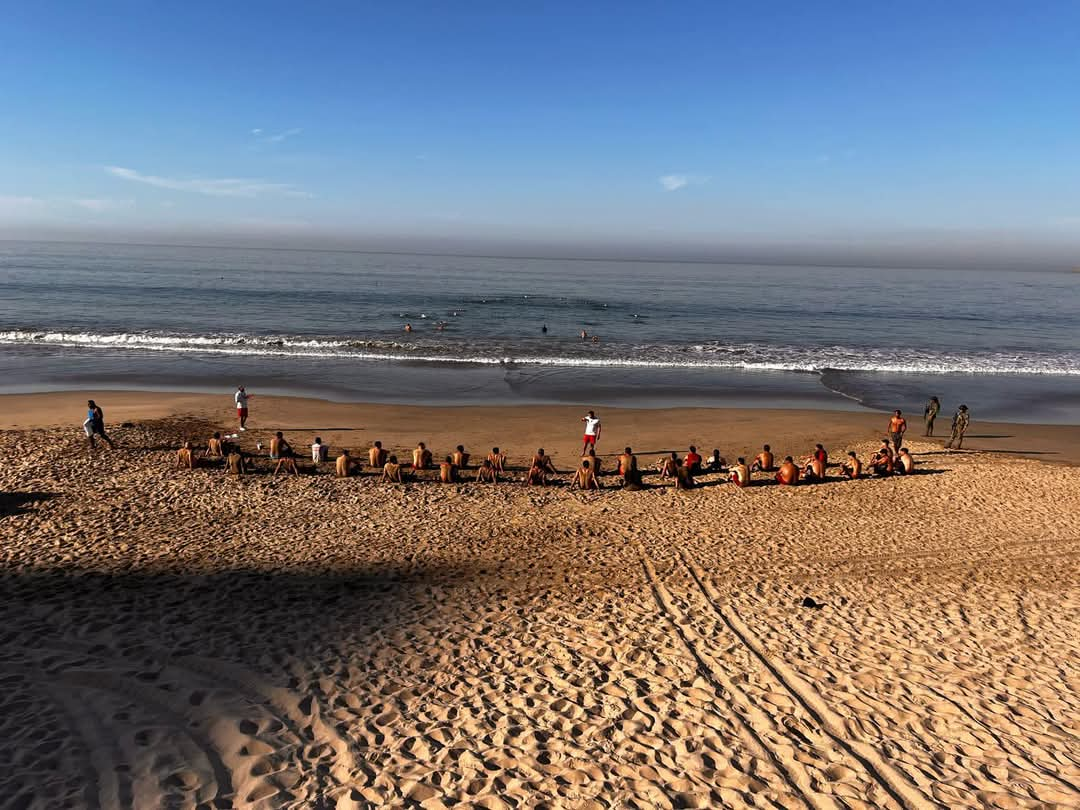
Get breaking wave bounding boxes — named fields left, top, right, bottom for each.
left=1, top=329, right=1078, bottom=376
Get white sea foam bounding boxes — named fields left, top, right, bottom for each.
left=1, top=329, right=1077, bottom=375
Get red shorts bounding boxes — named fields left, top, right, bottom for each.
left=583, top=434, right=596, bottom=445
left=237, top=407, right=248, bottom=418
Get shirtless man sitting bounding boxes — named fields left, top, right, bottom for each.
left=895, top=447, right=915, bottom=475
left=176, top=441, right=197, bottom=470
left=839, top=451, right=862, bottom=479
left=527, top=448, right=557, bottom=485
left=369, top=441, right=388, bottom=469
left=382, top=455, right=404, bottom=483
left=206, top=432, right=225, bottom=457
left=412, top=442, right=433, bottom=470
left=581, top=447, right=601, bottom=476
left=475, top=458, right=498, bottom=483
left=225, top=448, right=247, bottom=475
left=802, top=451, right=826, bottom=482
left=617, top=447, right=642, bottom=488
left=573, top=459, right=600, bottom=490
left=775, top=456, right=800, bottom=485
left=750, top=444, right=775, bottom=473
left=730, top=457, right=751, bottom=488
left=271, top=432, right=300, bottom=476
left=439, top=455, right=458, bottom=483
left=870, top=442, right=894, bottom=476
left=452, top=445, right=470, bottom=469
left=657, top=452, right=678, bottom=479
left=275, top=453, right=299, bottom=476
left=674, top=458, right=695, bottom=490
left=336, top=449, right=354, bottom=477
left=487, top=447, right=506, bottom=473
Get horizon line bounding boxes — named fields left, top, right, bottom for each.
left=0, top=236, right=1071, bottom=275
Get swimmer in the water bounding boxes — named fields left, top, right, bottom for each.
left=580, top=329, right=588, bottom=340
left=541, top=324, right=548, bottom=334
left=404, top=323, right=413, bottom=333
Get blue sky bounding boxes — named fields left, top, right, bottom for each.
left=3, top=1, right=1080, bottom=255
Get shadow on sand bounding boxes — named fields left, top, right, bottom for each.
left=0, top=560, right=496, bottom=806
left=0, top=491, right=60, bottom=517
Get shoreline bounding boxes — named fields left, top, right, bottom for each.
left=4, top=388, right=1077, bottom=466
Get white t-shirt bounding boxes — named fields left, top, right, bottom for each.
left=584, top=416, right=601, bottom=436
left=312, top=443, right=326, bottom=462
left=235, top=390, right=249, bottom=409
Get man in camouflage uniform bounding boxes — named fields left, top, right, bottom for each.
left=945, top=404, right=970, bottom=449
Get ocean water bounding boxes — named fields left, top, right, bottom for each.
left=1, top=240, right=1078, bottom=422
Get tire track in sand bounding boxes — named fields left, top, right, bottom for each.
left=679, top=549, right=934, bottom=810
left=58, top=669, right=236, bottom=805
left=44, top=680, right=129, bottom=810
left=637, top=546, right=841, bottom=810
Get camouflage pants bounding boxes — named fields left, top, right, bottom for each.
left=945, top=427, right=965, bottom=449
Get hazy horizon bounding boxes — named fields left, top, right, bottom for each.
left=2, top=227, right=1079, bottom=272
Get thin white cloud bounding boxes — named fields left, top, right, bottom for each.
left=659, top=173, right=709, bottom=192
left=106, top=166, right=311, bottom=198
left=251, top=127, right=302, bottom=143
left=266, top=127, right=302, bottom=143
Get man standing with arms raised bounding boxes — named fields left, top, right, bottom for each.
left=581, top=410, right=601, bottom=456
left=235, top=385, right=252, bottom=431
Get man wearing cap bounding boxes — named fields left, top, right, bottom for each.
left=945, top=404, right=970, bottom=449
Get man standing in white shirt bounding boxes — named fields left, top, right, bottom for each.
left=581, top=410, right=601, bottom=455
left=235, top=386, right=251, bottom=430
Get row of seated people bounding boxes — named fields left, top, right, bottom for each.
left=727, top=440, right=915, bottom=487
left=177, top=433, right=915, bottom=487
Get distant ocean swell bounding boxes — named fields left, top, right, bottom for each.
left=2, top=330, right=1078, bottom=376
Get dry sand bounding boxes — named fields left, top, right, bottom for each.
left=1, top=391, right=1078, bottom=809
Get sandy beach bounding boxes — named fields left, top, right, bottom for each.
left=2, top=391, right=1078, bottom=808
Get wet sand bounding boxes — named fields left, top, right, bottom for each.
left=1, top=392, right=1078, bottom=808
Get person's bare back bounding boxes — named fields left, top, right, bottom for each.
left=226, top=450, right=246, bottom=475
left=574, top=460, right=599, bottom=490
left=176, top=442, right=196, bottom=470
left=382, top=456, right=404, bottom=483
left=206, top=434, right=224, bottom=457
left=751, top=445, right=774, bottom=472
left=775, top=457, right=800, bottom=485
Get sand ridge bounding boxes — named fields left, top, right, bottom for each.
left=1, top=415, right=1078, bottom=809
